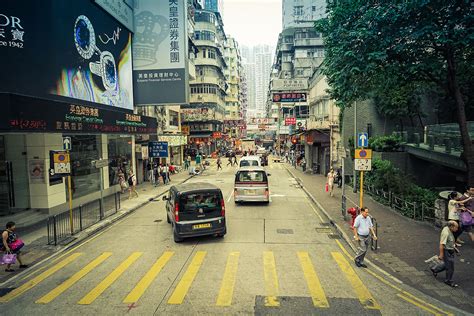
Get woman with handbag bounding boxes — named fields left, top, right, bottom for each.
left=1, top=221, right=27, bottom=272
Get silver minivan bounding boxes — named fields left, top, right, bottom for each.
left=234, top=166, right=270, bottom=204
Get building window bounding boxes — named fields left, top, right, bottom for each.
left=294, top=6, right=303, bottom=16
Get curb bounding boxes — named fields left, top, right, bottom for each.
left=0, top=173, right=195, bottom=288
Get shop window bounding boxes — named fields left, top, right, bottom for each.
left=66, top=135, right=101, bottom=198
left=108, top=135, right=132, bottom=186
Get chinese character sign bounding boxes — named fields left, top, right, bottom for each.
left=133, top=0, right=188, bottom=106
left=149, top=141, right=169, bottom=158
left=272, top=92, right=307, bottom=103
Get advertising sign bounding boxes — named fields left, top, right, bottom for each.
left=271, top=79, right=308, bottom=91
left=181, top=125, right=190, bottom=135
left=133, top=0, right=189, bottom=105
left=181, top=108, right=216, bottom=121
left=0, top=1, right=134, bottom=111
left=212, top=132, right=222, bottom=139
left=95, top=0, right=135, bottom=32
left=272, top=93, right=307, bottom=103
left=29, top=159, right=45, bottom=184
left=284, top=117, right=296, bottom=125
left=0, top=94, right=157, bottom=134
left=157, top=135, right=187, bottom=147
left=149, top=141, right=169, bottom=158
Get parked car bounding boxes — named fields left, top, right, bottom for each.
left=163, top=183, right=226, bottom=242
left=239, top=155, right=261, bottom=167
left=234, top=166, right=271, bottom=204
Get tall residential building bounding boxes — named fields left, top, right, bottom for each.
left=243, top=61, right=256, bottom=119
left=255, top=45, right=273, bottom=116
left=182, top=8, right=228, bottom=154
left=204, top=0, right=224, bottom=15
left=224, top=37, right=244, bottom=138
left=269, top=0, right=328, bottom=161
left=282, top=0, right=326, bottom=29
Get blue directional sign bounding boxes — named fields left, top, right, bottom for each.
left=148, top=141, right=168, bottom=158
left=357, top=132, right=369, bottom=148
left=63, top=137, right=72, bottom=151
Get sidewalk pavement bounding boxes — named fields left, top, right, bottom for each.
left=0, top=170, right=194, bottom=284
left=285, top=163, right=474, bottom=312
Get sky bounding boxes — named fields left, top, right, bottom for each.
left=222, top=0, right=282, bottom=46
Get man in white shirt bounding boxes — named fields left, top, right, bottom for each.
left=353, top=207, right=377, bottom=268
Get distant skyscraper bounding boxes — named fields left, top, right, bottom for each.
left=254, top=45, right=273, bottom=115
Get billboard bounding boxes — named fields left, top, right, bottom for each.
left=133, top=0, right=189, bottom=105
left=181, top=108, right=216, bottom=121
left=272, top=92, right=307, bottom=103
left=0, top=1, right=134, bottom=111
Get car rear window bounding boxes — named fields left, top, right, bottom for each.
left=236, top=171, right=267, bottom=182
left=180, top=192, right=220, bottom=211
left=240, top=160, right=259, bottom=167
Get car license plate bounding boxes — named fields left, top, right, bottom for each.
left=245, top=189, right=256, bottom=195
left=193, top=223, right=211, bottom=229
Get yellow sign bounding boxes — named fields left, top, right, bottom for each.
left=181, top=125, right=190, bottom=135
left=355, top=149, right=372, bottom=159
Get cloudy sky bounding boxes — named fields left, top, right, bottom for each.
left=222, top=0, right=282, bottom=46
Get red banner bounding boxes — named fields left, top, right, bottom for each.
left=284, top=117, right=296, bottom=125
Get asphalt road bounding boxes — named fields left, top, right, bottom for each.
left=0, top=161, right=461, bottom=315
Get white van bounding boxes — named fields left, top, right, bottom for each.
left=234, top=166, right=270, bottom=204
left=239, top=155, right=261, bottom=167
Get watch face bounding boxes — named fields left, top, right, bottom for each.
left=74, top=15, right=96, bottom=60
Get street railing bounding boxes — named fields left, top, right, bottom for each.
left=47, top=192, right=121, bottom=245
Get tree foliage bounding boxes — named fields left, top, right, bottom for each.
left=316, top=0, right=474, bottom=185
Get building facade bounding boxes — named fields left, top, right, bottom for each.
left=0, top=1, right=158, bottom=216
left=182, top=8, right=228, bottom=155
left=224, top=37, right=244, bottom=140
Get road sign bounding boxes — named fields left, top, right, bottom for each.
left=92, top=159, right=109, bottom=168
left=355, top=159, right=372, bottom=171
left=63, top=137, right=72, bottom=151
left=357, top=132, right=368, bottom=147
left=355, top=149, right=372, bottom=159
left=148, top=141, right=168, bottom=158
left=51, top=151, right=71, bottom=175
left=284, top=117, right=296, bottom=125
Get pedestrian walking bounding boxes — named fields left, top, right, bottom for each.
left=458, top=186, right=474, bottom=243
left=184, top=157, right=189, bottom=170
left=232, top=155, right=238, bottom=166
left=153, top=163, right=160, bottom=186
left=195, top=153, right=202, bottom=170
left=1, top=221, right=27, bottom=272
left=438, top=221, right=459, bottom=287
left=217, top=156, right=222, bottom=170
left=447, top=192, right=471, bottom=245
left=118, top=168, right=127, bottom=193
left=353, top=207, right=377, bottom=268
left=327, top=168, right=335, bottom=197
left=128, top=172, right=138, bottom=199
left=165, top=164, right=171, bottom=183
left=227, top=156, right=233, bottom=167
left=301, top=157, right=306, bottom=172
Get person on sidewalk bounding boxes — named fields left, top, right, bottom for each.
left=353, top=207, right=377, bottom=268
left=447, top=192, right=471, bottom=245
left=327, top=168, right=335, bottom=197
left=217, top=156, right=222, bottom=170
left=153, top=163, right=160, bottom=186
left=128, top=172, right=139, bottom=199
left=438, top=221, right=459, bottom=287
left=1, top=222, right=27, bottom=272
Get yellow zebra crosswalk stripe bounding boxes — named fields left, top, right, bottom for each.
left=331, top=252, right=380, bottom=310
left=297, top=251, right=329, bottom=308
left=123, top=251, right=174, bottom=304
left=78, top=252, right=143, bottom=305
left=216, top=252, right=240, bottom=306
left=36, top=252, right=112, bottom=304
left=0, top=253, right=83, bottom=303
left=263, top=251, right=280, bottom=307
left=167, top=251, right=206, bottom=305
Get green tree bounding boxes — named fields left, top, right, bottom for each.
left=316, top=0, right=474, bottom=185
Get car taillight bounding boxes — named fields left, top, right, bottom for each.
left=234, top=188, right=238, bottom=197
left=220, top=199, right=225, bottom=217
left=265, top=189, right=269, bottom=198
left=174, top=202, right=179, bottom=222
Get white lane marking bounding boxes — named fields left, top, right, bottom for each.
left=226, top=188, right=234, bottom=202
left=270, top=194, right=286, bottom=197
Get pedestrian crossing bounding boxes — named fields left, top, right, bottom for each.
left=0, top=250, right=380, bottom=310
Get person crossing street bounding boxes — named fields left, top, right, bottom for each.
left=217, top=156, right=222, bottom=170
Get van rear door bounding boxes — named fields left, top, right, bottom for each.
left=178, top=191, right=223, bottom=221
left=234, top=170, right=268, bottom=196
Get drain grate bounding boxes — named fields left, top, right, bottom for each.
left=277, top=229, right=294, bottom=234
left=315, top=227, right=332, bottom=233
left=327, top=233, right=342, bottom=239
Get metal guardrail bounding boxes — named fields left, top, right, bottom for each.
left=47, top=192, right=121, bottom=245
